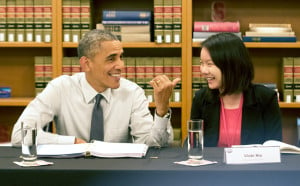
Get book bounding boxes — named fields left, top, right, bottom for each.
left=114, top=33, right=151, bottom=42
left=245, top=31, right=295, bottom=37
left=193, top=21, right=240, bottom=32
left=71, top=0, right=81, bottom=42
left=163, top=0, right=173, bottom=43
left=102, top=10, right=151, bottom=21
left=37, top=141, right=149, bottom=158
left=282, top=57, right=294, bottom=102
left=62, top=0, right=72, bottom=42
left=43, top=0, right=52, bottom=42
left=101, top=20, right=150, bottom=25
left=24, top=0, right=34, bottom=42
left=97, top=23, right=150, bottom=33
left=172, top=0, right=182, bottom=43
left=153, top=0, right=164, bottom=43
left=233, top=140, right=300, bottom=154
left=15, top=0, right=25, bottom=42
left=263, top=140, right=300, bottom=154
left=242, top=36, right=297, bottom=42
left=193, top=31, right=242, bottom=38
left=80, top=0, right=91, bottom=39
left=7, top=0, right=16, bottom=42
left=293, top=57, right=300, bottom=101
left=33, top=0, right=43, bottom=42
left=249, top=23, right=292, bottom=32
left=0, top=0, right=6, bottom=41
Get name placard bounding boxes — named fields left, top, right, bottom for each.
left=224, top=146, right=281, bottom=164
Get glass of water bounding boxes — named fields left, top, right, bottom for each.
left=21, top=120, right=37, bottom=162
left=187, top=119, right=204, bottom=160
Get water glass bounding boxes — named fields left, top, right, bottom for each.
left=187, top=119, right=204, bottom=159
left=21, top=120, right=37, bottom=161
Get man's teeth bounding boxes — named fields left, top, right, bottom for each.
left=111, top=74, right=121, bottom=77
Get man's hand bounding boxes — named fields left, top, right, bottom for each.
left=149, top=75, right=181, bottom=117
left=75, top=138, right=87, bottom=144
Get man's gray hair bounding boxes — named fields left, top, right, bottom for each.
left=77, top=29, right=119, bottom=59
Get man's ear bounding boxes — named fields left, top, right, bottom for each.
left=79, top=56, right=89, bottom=71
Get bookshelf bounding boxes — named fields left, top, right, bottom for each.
left=1, top=0, right=300, bottom=145
left=189, top=0, right=300, bottom=145
left=0, top=0, right=189, bottom=143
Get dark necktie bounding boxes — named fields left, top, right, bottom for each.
left=90, top=94, right=104, bottom=141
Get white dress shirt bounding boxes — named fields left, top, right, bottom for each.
left=11, top=73, right=173, bottom=147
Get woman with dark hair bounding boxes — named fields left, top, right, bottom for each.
left=190, top=32, right=282, bottom=147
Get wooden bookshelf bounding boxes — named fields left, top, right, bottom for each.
left=1, top=0, right=300, bottom=144
left=189, top=0, right=300, bottom=145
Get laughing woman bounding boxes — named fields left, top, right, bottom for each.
left=190, top=32, right=282, bottom=147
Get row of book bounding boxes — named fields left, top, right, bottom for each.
left=154, top=0, right=182, bottom=43
left=0, top=0, right=52, bottom=42
left=192, top=21, right=241, bottom=42
left=192, top=22, right=297, bottom=43
left=282, top=57, right=300, bottom=103
left=123, top=57, right=182, bottom=102
left=99, top=10, right=151, bottom=42
left=34, top=56, right=52, bottom=95
left=61, top=56, right=182, bottom=102
left=243, top=23, right=297, bottom=42
left=62, top=0, right=90, bottom=42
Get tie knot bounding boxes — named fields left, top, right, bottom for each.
left=95, top=94, right=103, bottom=105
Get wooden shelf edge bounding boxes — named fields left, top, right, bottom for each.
left=0, top=97, right=33, bottom=106
left=63, top=42, right=182, bottom=48
left=0, top=42, right=52, bottom=48
left=279, top=102, right=300, bottom=108
left=192, top=41, right=300, bottom=48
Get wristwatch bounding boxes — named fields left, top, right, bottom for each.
left=161, top=109, right=171, bottom=119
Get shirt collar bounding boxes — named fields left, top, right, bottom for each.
left=80, top=73, right=112, bottom=104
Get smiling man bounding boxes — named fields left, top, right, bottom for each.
left=11, top=29, right=180, bottom=147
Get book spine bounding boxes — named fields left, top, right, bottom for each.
left=249, top=23, right=291, bottom=29
left=135, top=57, right=146, bottom=90
left=282, top=57, right=294, bottom=102
left=62, top=0, right=72, bottom=42
left=172, top=0, right=181, bottom=43
left=153, top=57, right=164, bottom=76
left=43, top=0, right=52, bottom=42
left=242, top=36, right=297, bottom=42
left=100, top=24, right=150, bottom=33
left=124, top=57, right=136, bottom=82
left=163, top=57, right=173, bottom=100
left=193, top=21, right=240, bottom=32
left=62, top=57, right=72, bottom=75
left=172, top=57, right=181, bottom=102
left=33, top=0, right=43, bottom=42
left=34, top=56, right=45, bottom=95
left=71, top=57, right=81, bottom=75
left=293, top=57, right=300, bottom=102
left=71, top=0, right=81, bottom=42
left=193, top=31, right=241, bottom=38
left=245, top=31, right=295, bottom=37
left=102, top=10, right=151, bottom=21
left=24, top=0, right=34, bottom=42
left=7, top=0, right=16, bottom=42
left=144, top=57, right=154, bottom=102
left=101, top=20, right=150, bottom=25
left=163, top=0, right=173, bottom=43
left=80, top=0, right=90, bottom=39
left=15, top=0, right=24, bottom=42
left=43, top=56, right=52, bottom=87
left=192, top=57, right=201, bottom=96
left=0, top=0, right=6, bottom=41
left=154, top=0, right=164, bottom=43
